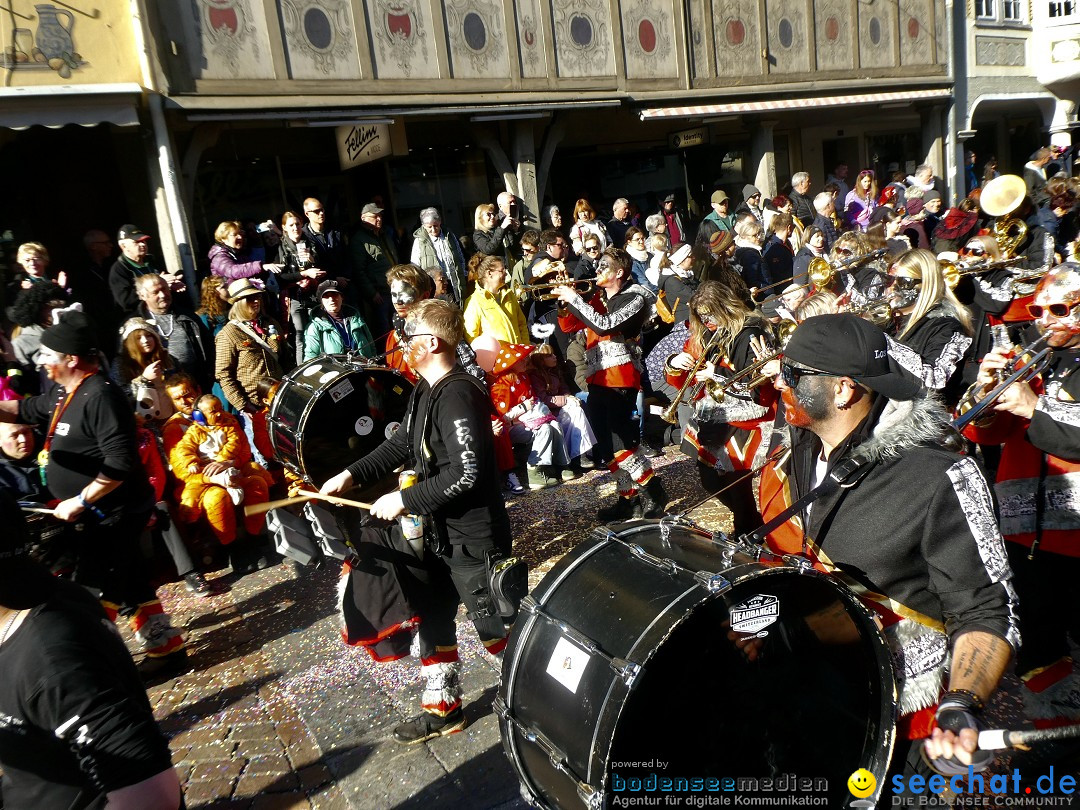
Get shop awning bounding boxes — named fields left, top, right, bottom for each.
left=0, top=83, right=143, bottom=130
left=638, top=88, right=952, bottom=120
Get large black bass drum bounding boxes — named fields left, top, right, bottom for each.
left=496, top=519, right=895, bottom=809
left=269, top=357, right=412, bottom=498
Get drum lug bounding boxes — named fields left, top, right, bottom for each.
left=577, top=783, right=603, bottom=809
left=782, top=554, right=815, bottom=571
left=609, top=657, right=640, bottom=687
left=520, top=595, right=540, bottom=616
left=693, top=570, right=732, bottom=593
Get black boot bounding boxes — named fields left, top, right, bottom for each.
left=639, top=477, right=669, bottom=519
left=597, top=495, right=643, bottom=523
left=229, top=535, right=272, bottom=576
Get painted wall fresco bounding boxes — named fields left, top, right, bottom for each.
left=364, top=0, right=440, bottom=79
left=620, top=0, right=678, bottom=79
left=713, top=0, right=764, bottom=78
left=0, top=0, right=140, bottom=85
left=280, top=0, right=363, bottom=79
left=443, top=0, right=510, bottom=79
left=551, top=0, right=615, bottom=78
left=182, top=0, right=276, bottom=79
left=513, top=0, right=547, bottom=79
left=765, top=0, right=810, bottom=74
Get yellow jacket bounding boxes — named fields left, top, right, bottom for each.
left=463, top=286, right=529, bottom=345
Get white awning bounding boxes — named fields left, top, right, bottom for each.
left=0, top=83, right=143, bottom=130
left=638, top=88, right=952, bottom=120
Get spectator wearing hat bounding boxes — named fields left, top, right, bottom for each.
left=657, top=242, right=699, bottom=327
left=657, top=192, right=688, bottom=245
left=215, top=279, right=285, bottom=415
left=0, top=311, right=186, bottom=666
left=735, top=184, right=764, bottom=225
left=761, top=313, right=1016, bottom=781
left=921, top=190, right=944, bottom=236
left=700, top=189, right=735, bottom=235
left=0, top=490, right=182, bottom=809
left=303, top=279, right=376, bottom=361
left=108, top=225, right=166, bottom=318
left=410, top=207, right=468, bottom=306
left=350, top=201, right=398, bottom=338
left=113, top=317, right=181, bottom=428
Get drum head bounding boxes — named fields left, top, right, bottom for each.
left=607, top=568, right=892, bottom=804
left=270, top=360, right=412, bottom=494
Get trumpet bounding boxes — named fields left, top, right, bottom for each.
left=753, top=248, right=889, bottom=305
left=661, top=329, right=725, bottom=424
left=705, top=349, right=782, bottom=402
left=941, top=256, right=1025, bottom=289
left=513, top=275, right=598, bottom=300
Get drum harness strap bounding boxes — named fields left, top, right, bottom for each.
left=412, top=369, right=528, bottom=620
left=740, top=454, right=875, bottom=553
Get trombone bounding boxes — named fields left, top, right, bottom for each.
left=941, top=256, right=1025, bottom=289
left=750, top=248, right=888, bottom=305
left=952, top=333, right=1051, bottom=431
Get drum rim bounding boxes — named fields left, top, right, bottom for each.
left=268, top=359, right=405, bottom=484
left=500, top=521, right=898, bottom=805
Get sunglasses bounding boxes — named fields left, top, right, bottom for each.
left=584, top=246, right=601, bottom=253
left=306, top=208, right=324, bottom=215
left=1027, top=302, right=1078, bottom=319
left=780, top=362, right=834, bottom=389
left=400, top=332, right=434, bottom=346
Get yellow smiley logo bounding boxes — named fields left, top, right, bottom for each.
left=847, top=768, right=876, bottom=798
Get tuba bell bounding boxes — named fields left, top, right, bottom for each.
left=979, top=174, right=1028, bottom=258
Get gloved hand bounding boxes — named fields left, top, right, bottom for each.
left=924, top=690, right=993, bottom=775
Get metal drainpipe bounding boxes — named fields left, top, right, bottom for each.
left=131, top=0, right=198, bottom=304
left=945, top=0, right=960, bottom=205
left=149, top=92, right=197, bottom=305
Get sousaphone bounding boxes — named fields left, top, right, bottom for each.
left=979, top=174, right=1028, bottom=257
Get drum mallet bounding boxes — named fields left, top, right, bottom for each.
left=20, top=506, right=57, bottom=516
left=978, top=723, right=1080, bottom=751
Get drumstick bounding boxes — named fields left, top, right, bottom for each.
left=242, top=490, right=376, bottom=517
left=978, top=723, right=1080, bottom=751
left=21, top=506, right=57, bottom=516
left=243, top=494, right=317, bottom=516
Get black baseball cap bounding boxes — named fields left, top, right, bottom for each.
left=317, top=280, right=343, bottom=298
left=117, top=224, right=150, bottom=242
left=784, top=314, right=923, bottom=401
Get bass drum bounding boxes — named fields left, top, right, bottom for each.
left=269, top=357, right=412, bottom=497
left=496, top=520, right=895, bottom=809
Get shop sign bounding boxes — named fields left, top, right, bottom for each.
left=337, top=123, right=391, bottom=169
left=669, top=126, right=708, bottom=149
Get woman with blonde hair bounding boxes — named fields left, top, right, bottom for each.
left=885, top=248, right=973, bottom=406
left=664, top=279, right=775, bottom=534
left=473, top=203, right=514, bottom=257
left=209, top=220, right=282, bottom=282
left=569, top=198, right=610, bottom=254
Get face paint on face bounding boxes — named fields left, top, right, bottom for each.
left=1033, top=268, right=1080, bottom=347
left=695, top=309, right=718, bottom=331
left=887, top=273, right=921, bottom=310
left=390, top=280, right=418, bottom=315
left=781, top=374, right=831, bottom=429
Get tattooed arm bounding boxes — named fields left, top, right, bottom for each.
left=924, top=630, right=1012, bottom=765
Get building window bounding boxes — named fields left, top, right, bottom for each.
left=1049, top=0, right=1077, bottom=18
left=974, top=0, right=1028, bottom=23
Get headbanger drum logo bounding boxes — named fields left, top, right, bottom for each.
left=729, top=594, right=780, bottom=634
